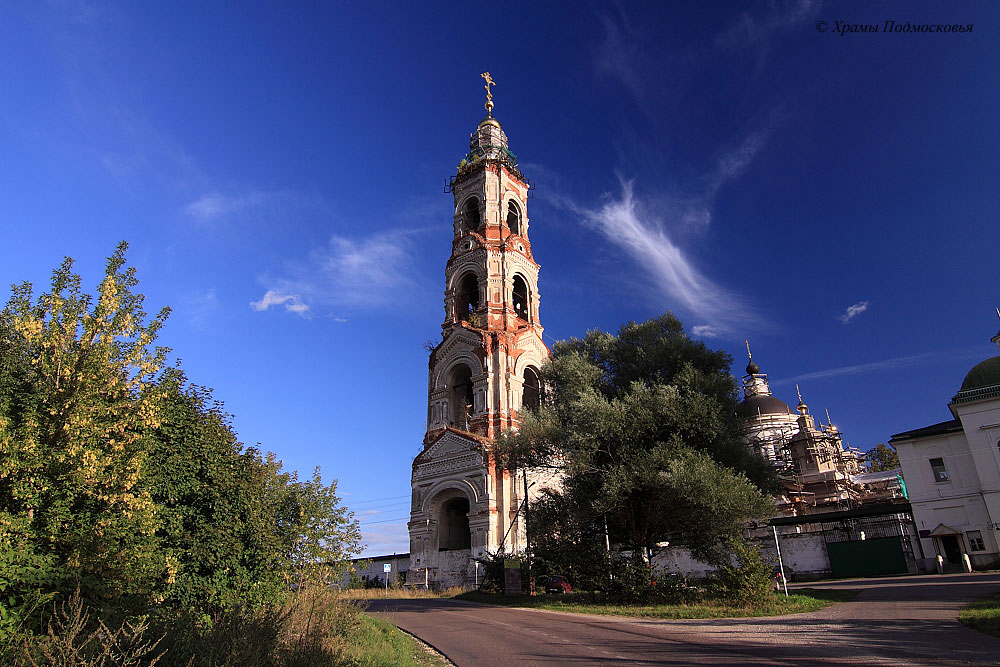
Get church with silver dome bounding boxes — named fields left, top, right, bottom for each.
left=889, top=318, right=1000, bottom=572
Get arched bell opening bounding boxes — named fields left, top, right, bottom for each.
left=512, top=275, right=530, bottom=322
left=456, top=273, right=481, bottom=321
left=522, top=366, right=541, bottom=411
left=439, top=496, right=471, bottom=551
left=448, top=364, right=475, bottom=429
left=507, top=200, right=522, bottom=236
left=463, top=198, right=481, bottom=234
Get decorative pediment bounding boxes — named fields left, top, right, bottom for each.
left=422, top=429, right=485, bottom=460
left=928, top=523, right=963, bottom=537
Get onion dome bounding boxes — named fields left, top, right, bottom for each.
left=795, top=384, right=809, bottom=415
left=736, top=394, right=795, bottom=419
left=951, top=314, right=1000, bottom=405
left=959, top=356, right=1000, bottom=392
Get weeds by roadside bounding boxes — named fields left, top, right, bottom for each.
left=342, top=586, right=466, bottom=601
left=8, top=585, right=448, bottom=667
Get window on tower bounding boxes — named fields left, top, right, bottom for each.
left=512, top=275, right=529, bottom=321
left=522, top=367, right=541, bottom=411
left=456, top=273, right=480, bottom=321
left=448, top=364, right=475, bottom=429
left=507, top=200, right=522, bottom=235
left=463, top=198, right=480, bottom=233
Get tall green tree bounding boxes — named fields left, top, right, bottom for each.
left=497, top=314, right=775, bottom=568
left=866, top=443, right=899, bottom=473
left=143, top=368, right=289, bottom=612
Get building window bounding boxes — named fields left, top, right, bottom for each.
left=929, top=457, right=949, bottom=483
left=448, top=364, right=474, bottom=429
left=967, top=530, right=986, bottom=552
left=512, top=275, right=529, bottom=321
left=463, top=198, right=480, bottom=233
left=507, top=200, right=522, bottom=235
left=522, top=367, right=541, bottom=411
left=456, top=273, right=480, bottom=320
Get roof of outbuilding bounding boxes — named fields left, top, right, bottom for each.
left=890, top=419, right=962, bottom=442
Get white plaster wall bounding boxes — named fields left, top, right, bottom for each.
left=651, top=533, right=832, bottom=581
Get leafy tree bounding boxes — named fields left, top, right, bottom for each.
left=497, top=314, right=775, bottom=570
left=866, top=443, right=899, bottom=472
left=0, top=243, right=169, bottom=615
left=0, top=245, right=363, bottom=661
left=143, top=368, right=291, bottom=613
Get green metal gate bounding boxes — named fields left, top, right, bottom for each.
left=827, top=537, right=908, bottom=578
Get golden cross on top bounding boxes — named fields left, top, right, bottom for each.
left=481, top=72, right=496, bottom=117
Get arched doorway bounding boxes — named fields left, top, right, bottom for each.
left=439, top=497, right=471, bottom=550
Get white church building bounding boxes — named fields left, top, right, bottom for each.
left=890, top=321, right=1000, bottom=571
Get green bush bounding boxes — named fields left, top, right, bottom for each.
left=707, top=539, right=775, bottom=608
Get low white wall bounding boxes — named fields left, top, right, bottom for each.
left=651, top=532, right=832, bottom=581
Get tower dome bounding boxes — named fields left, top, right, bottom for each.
left=951, top=312, right=1000, bottom=405
left=959, top=356, right=1000, bottom=392
left=736, top=394, right=795, bottom=419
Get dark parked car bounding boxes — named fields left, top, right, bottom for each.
left=544, top=575, right=571, bottom=594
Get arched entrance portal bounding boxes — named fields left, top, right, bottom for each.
left=439, top=497, right=471, bottom=550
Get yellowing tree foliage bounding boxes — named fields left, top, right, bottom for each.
left=1, top=245, right=362, bottom=664
left=1, top=242, right=170, bottom=605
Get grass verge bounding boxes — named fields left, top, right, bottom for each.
left=454, top=588, right=859, bottom=619
left=958, top=593, right=1000, bottom=638
left=344, top=615, right=450, bottom=666
left=342, top=586, right=465, bottom=601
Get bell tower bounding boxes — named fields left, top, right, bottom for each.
left=407, top=74, right=549, bottom=589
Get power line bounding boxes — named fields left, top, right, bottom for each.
left=358, top=516, right=410, bottom=526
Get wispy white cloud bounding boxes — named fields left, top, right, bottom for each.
left=184, top=192, right=247, bottom=221
left=711, top=131, right=770, bottom=192
left=253, top=230, right=418, bottom=316
left=839, top=300, right=870, bottom=324
left=181, top=287, right=221, bottom=329
left=595, top=10, right=644, bottom=102
left=679, top=129, right=773, bottom=233
left=250, top=290, right=310, bottom=316
left=554, top=179, right=753, bottom=334
left=774, top=347, right=983, bottom=385
left=182, top=190, right=322, bottom=225
left=691, top=325, right=723, bottom=339
left=715, top=0, right=819, bottom=51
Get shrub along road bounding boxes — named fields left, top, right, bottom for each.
left=366, top=572, right=1000, bottom=665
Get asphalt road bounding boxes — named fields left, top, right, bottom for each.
left=366, top=572, right=1000, bottom=666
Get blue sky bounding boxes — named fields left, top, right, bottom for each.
left=2, top=1, right=998, bottom=556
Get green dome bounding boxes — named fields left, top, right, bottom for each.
left=960, top=356, right=1000, bottom=392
